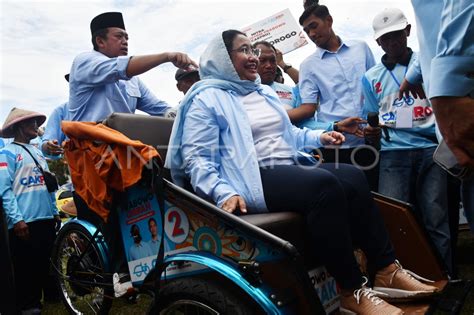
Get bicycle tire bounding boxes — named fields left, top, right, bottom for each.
left=51, top=222, right=113, bottom=314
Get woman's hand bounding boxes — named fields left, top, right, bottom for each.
left=13, top=220, right=29, bottom=240
left=321, top=131, right=345, bottom=145
left=221, top=195, right=247, bottom=214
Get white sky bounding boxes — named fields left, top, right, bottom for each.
left=0, top=0, right=418, bottom=124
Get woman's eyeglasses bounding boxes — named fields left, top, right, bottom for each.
left=231, top=46, right=261, bottom=57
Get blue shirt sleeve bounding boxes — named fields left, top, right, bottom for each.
left=291, top=85, right=302, bottom=109
left=313, top=121, right=334, bottom=131
left=406, top=56, right=423, bottom=84
left=429, top=1, right=474, bottom=98
left=361, top=75, right=380, bottom=118
left=299, top=59, right=320, bottom=105
left=0, top=150, right=23, bottom=225
left=365, top=43, right=376, bottom=70
left=41, top=103, right=68, bottom=159
left=290, top=125, right=323, bottom=152
left=72, top=52, right=131, bottom=86
left=136, top=79, right=171, bottom=116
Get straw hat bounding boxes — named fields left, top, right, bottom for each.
left=1, top=107, right=46, bottom=138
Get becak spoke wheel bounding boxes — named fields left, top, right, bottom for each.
left=51, top=222, right=113, bottom=314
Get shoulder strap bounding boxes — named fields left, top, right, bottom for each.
left=151, top=159, right=166, bottom=302
left=12, top=142, right=45, bottom=173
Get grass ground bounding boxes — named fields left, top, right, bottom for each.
left=43, top=230, right=474, bottom=315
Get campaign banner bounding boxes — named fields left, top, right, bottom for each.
left=119, top=186, right=164, bottom=284
left=241, top=8, right=307, bottom=54
left=120, top=187, right=210, bottom=284
left=120, top=186, right=285, bottom=284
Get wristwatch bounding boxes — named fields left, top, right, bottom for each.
left=333, top=121, right=339, bottom=132
left=283, top=63, right=292, bottom=72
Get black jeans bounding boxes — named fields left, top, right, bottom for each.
left=9, top=219, right=56, bottom=311
left=260, top=163, right=394, bottom=289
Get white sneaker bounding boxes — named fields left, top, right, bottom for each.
left=113, top=273, right=133, bottom=298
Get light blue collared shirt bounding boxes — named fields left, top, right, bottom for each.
left=409, top=0, right=474, bottom=98
left=128, top=241, right=153, bottom=261
left=405, top=54, right=423, bottom=85
left=41, top=102, right=68, bottom=159
left=148, top=239, right=160, bottom=254
left=299, top=39, right=376, bottom=147
left=68, top=51, right=171, bottom=122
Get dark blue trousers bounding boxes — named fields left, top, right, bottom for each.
left=260, top=163, right=395, bottom=289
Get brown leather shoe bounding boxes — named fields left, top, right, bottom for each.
left=374, top=260, right=438, bottom=300
left=340, top=284, right=403, bottom=315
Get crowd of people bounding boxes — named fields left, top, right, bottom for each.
left=0, top=1, right=472, bottom=314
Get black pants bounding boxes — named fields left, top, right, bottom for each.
left=318, top=146, right=380, bottom=192
left=9, top=219, right=56, bottom=311
left=260, top=163, right=395, bottom=289
left=0, top=199, right=16, bottom=315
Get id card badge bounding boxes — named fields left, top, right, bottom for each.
left=396, top=107, right=413, bottom=128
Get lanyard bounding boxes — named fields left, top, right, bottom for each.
left=388, top=66, right=413, bottom=105
left=388, top=66, right=408, bottom=87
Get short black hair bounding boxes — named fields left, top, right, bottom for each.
left=299, top=4, right=330, bottom=26
left=148, top=217, right=156, bottom=227
left=252, top=40, right=276, bottom=54
left=303, top=0, right=319, bottom=10
left=92, top=28, right=109, bottom=51
left=130, top=224, right=139, bottom=234
left=222, top=29, right=247, bottom=55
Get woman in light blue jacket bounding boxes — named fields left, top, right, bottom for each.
left=166, top=30, right=438, bottom=314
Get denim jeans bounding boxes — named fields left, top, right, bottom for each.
left=462, top=178, right=474, bottom=233
left=379, top=147, right=452, bottom=275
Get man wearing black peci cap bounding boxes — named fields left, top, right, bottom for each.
left=175, top=66, right=200, bottom=95
left=68, top=12, right=197, bottom=122
left=67, top=12, right=197, bottom=297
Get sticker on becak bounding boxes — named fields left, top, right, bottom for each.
left=164, top=207, right=189, bottom=244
